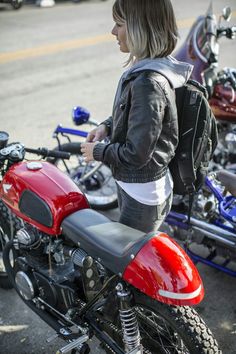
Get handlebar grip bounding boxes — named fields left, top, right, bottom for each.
left=217, top=26, right=236, bottom=39
left=47, top=150, right=71, bottom=159
left=25, top=147, right=70, bottom=159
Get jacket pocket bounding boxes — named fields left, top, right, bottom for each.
left=114, top=97, right=129, bottom=130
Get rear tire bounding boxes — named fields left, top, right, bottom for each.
left=132, top=289, right=220, bottom=353
left=11, top=0, right=23, bottom=9
left=48, top=142, right=118, bottom=210
left=99, top=288, right=221, bottom=353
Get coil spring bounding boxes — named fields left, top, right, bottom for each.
left=103, top=319, right=150, bottom=354
left=119, top=308, right=140, bottom=350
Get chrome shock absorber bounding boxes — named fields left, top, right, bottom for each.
left=116, top=283, right=143, bottom=354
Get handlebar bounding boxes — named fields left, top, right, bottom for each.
left=0, top=143, right=71, bottom=165
left=232, top=26, right=236, bottom=36
left=217, top=26, right=236, bottom=39
left=25, top=147, right=70, bottom=160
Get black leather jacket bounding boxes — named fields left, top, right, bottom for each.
left=93, top=70, right=178, bottom=183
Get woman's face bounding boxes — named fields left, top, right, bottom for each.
left=111, top=22, right=129, bottom=53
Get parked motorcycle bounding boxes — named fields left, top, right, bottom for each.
left=175, top=3, right=236, bottom=170
left=49, top=106, right=118, bottom=211
left=0, top=0, right=23, bottom=9
left=160, top=4, right=236, bottom=277
left=0, top=131, right=220, bottom=353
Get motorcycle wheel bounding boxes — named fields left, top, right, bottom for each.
left=48, top=142, right=118, bottom=210
left=101, top=289, right=220, bottom=354
left=0, top=200, right=21, bottom=289
left=11, top=0, right=23, bottom=9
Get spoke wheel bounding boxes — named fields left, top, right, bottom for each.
left=11, top=0, right=23, bottom=9
left=135, top=306, right=189, bottom=353
left=99, top=288, right=220, bottom=354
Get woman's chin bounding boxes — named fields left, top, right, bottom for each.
left=119, top=47, right=129, bottom=54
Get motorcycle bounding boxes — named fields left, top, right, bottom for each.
left=0, top=131, right=220, bottom=353
left=159, top=4, right=236, bottom=277
left=49, top=106, right=118, bottom=211
left=174, top=3, right=236, bottom=170
left=0, top=0, right=23, bottom=9
left=2, top=2, right=234, bottom=289
left=163, top=170, right=236, bottom=277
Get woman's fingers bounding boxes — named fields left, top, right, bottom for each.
left=81, top=142, right=98, bottom=162
left=86, top=131, right=96, bottom=142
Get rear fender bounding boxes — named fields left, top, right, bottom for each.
left=123, top=232, right=204, bottom=306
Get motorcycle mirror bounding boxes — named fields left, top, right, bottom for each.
left=0, top=131, right=9, bottom=149
left=222, top=6, right=231, bottom=22
left=72, top=106, right=90, bottom=126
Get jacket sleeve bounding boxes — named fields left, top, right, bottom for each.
left=99, top=116, right=113, bottom=137
left=93, top=78, right=167, bottom=169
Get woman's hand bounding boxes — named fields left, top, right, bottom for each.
left=86, top=124, right=108, bottom=142
left=81, top=124, right=108, bottom=162
left=81, top=142, right=98, bottom=162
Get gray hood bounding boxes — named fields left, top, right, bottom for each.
left=113, top=56, right=193, bottom=109
left=123, top=56, right=193, bottom=89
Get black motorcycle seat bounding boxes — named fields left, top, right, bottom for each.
left=217, top=170, right=236, bottom=197
left=61, top=208, right=154, bottom=274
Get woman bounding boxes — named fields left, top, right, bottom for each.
left=81, top=0, right=193, bottom=233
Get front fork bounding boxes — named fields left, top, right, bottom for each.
left=116, top=283, right=143, bottom=354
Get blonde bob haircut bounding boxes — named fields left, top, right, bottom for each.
left=112, top=0, right=178, bottom=65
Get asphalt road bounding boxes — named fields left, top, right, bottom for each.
left=0, top=1, right=236, bottom=353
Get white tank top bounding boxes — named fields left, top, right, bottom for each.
left=116, top=169, right=173, bottom=206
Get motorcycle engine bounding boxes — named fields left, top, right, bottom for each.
left=13, top=224, right=83, bottom=314
left=172, top=189, right=218, bottom=223
left=212, top=123, right=236, bottom=170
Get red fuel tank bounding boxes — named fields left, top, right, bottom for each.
left=0, top=161, right=89, bottom=235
